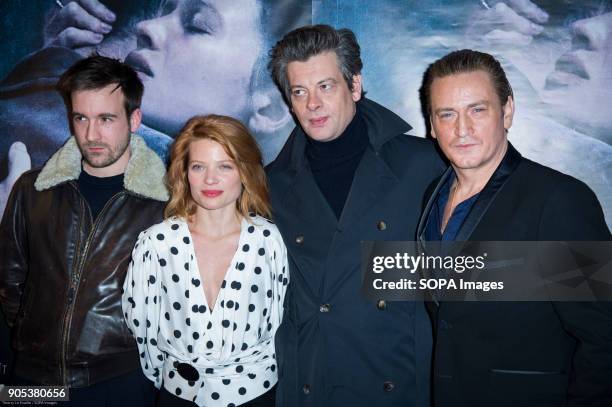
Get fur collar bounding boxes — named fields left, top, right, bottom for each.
left=35, top=134, right=168, bottom=202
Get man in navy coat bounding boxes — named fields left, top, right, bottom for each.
left=266, top=25, right=444, bottom=407
left=417, top=49, right=612, bottom=406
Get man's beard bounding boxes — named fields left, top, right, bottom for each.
left=79, top=132, right=131, bottom=169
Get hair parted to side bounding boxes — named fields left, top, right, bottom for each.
left=422, top=49, right=514, bottom=114
left=164, top=115, right=272, bottom=221
left=268, top=24, right=363, bottom=105
left=57, top=54, right=144, bottom=116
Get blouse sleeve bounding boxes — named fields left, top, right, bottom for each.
left=271, top=231, right=289, bottom=327
left=121, top=230, right=165, bottom=389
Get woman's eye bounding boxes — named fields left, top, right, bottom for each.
left=159, top=0, right=176, bottom=16
left=188, top=13, right=214, bottom=34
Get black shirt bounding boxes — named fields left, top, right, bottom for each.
left=306, top=108, right=368, bottom=219
left=77, top=169, right=125, bottom=220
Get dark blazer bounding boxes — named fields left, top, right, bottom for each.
left=267, top=98, right=445, bottom=407
left=417, top=143, right=612, bottom=407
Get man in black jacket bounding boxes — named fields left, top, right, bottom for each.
left=266, top=25, right=445, bottom=407
left=0, top=56, right=167, bottom=405
left=417, top=49, right=612, bottom=407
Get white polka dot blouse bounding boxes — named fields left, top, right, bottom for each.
left=122, top=215, right=289, bottom=406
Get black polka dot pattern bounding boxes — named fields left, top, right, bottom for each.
left=122, top=216, right=287, bottom=406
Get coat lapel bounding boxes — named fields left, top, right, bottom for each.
left=417, top=143, right=522, bottom=303
left=417, top=168, right=452, bottom=305
left=418, top=143, right=522, bottom=245
left=283, top=166, right=338, bottom=230
left=337, top=147, right=399, bottom=231
left=337, top=99, right=410, bottom=230
left=417, top=167, right=453, bottom=245
left=274, top=131, right=338, bottom=296
left=282, top=125, right=338, bottom=229
left=453, top=143, right=522, bottom=242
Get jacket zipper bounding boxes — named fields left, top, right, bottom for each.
left=60, top=186, right=126, bottom=385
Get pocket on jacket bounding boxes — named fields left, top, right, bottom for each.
left=12, top=290, right=43, bottom=353
left=487, top=368, right=567, bottom=407
left=12, top=289, right=33, bottom=338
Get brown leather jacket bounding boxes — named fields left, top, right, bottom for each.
left=0, top=135, right=168, bottom=387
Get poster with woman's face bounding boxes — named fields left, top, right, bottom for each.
left=314, top=0, right=612, bottom=226
left=1, top=0, right=611, bottom=226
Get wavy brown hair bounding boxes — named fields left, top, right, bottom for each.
left=164, top=115, right=272, bottom=220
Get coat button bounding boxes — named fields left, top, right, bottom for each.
left=376, top=300, right=386, bottom=310
left=383, top=381, right=395, bottom=392
left=439, top=319, right=452, bottom=329
left=302, top=384, right=311, bottom=394
left=295, top=235, right=304, bottom=245
left=319, top=303, right=331, bottom=313
left=377, top=221, right=387, bottom=231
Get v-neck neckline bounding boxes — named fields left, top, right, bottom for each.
left=185, top=216, right=247, bottom=315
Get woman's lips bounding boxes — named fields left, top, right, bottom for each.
left=202, top=190, right=223, bottom=197
left=545, top=52, right=589, bottom=89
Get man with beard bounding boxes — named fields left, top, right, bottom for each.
left=0, top=55, right=167, bottom=406
left=0, top=0, right=310, bottom=218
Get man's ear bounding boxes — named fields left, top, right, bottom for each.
left=249, top=85, right=293, bottom=135
left=351, top=74, right=362, bottom=102
left=503, top=96, right=514, bottom=131
left=429, top=116, right=437, bottom=139
left=129, top=108, right=142, bottom=133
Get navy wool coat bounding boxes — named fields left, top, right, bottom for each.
left=267, top=98, right=445, bottom=407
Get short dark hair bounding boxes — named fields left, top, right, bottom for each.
left=268, top=24, right=363, bottom=104
left=422, top=49, right=513, bottom=114
left=57, top=54, right=144, bottom=117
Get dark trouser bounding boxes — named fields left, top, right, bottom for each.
left=11, top=368, right=156, bottom=406
left=158, top=385, right=276, bottom=407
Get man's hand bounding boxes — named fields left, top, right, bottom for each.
left=43, top=0, right=116, bottom=49
left=0, top=142, right=31, bottom=218
left=469, top=0, right=549, bottom=46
